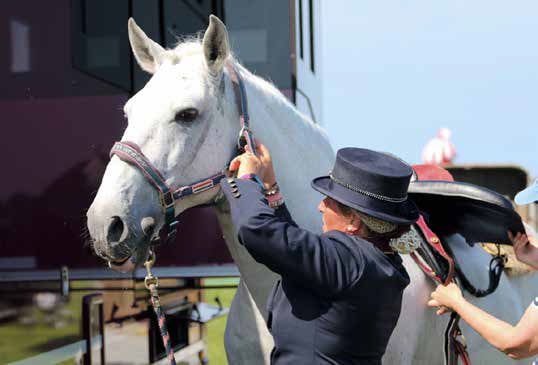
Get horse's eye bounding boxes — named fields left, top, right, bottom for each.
left=174, top=108, right=199, bottom=123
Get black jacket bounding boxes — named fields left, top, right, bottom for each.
left=221, top=178, right=410, bottom=365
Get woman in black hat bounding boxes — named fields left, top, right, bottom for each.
left=220, top=141, right=420, bottom=365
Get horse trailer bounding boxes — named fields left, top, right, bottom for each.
left=0, top=0, right=319, bottom=363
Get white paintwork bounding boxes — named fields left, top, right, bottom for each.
left=295, top=0, right=324, bottom=125
left=86, top=16, right=537, bottom=365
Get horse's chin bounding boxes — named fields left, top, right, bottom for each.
left=107, top=241, right=152, bottom=273
left=108, top=255, right=137, bottom=273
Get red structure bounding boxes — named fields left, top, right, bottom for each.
left=1, top=1, right=297, bottom=363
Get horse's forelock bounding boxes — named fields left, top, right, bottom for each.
left=161, top=39, right=234, bottom=92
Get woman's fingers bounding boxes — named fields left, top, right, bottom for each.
left=229, top=156, right=242, bottom=171
left=257, top=141, right=269, bottom=156
left=511, top=231, right=530, bottom=253
left=428, top=299, right=450, bottom=315
left=249, top=139, right=269, bottom=162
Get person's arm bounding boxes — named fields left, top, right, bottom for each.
left=221, top=177, right=363, bottom=296
left=273, top=203, right=298, bottom=227
left=223, top=140, right=363, bottom=295
left=253, top=140, right=298, bottom=227
left=428, top=283, right=538, bottom=359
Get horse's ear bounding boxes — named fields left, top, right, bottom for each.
left=202, top=15, right=230, bottom=75
left=128, top=18, right=165, bottom=74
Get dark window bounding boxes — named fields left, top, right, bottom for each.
left=309, top=0, right=314, bottom=73
left=72, top=0, right=132, bottom=92
left=299, top=0, right=303, bottom=60
left=132, top=0, right=224, bottom=92
left=224, top=0, right=292, bottom=92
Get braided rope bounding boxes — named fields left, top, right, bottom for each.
left=145, top=253, right=177, bottom=365
left=148, top=284, right=177, bottom=365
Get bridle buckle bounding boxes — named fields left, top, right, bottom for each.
left=160, top=191, right=175, bottom=212
left=237, top=126, right=251, bottom=149
left=238, top=126, right=257, bottom=155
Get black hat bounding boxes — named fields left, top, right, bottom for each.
left=311, top=148, right=419, bottom=224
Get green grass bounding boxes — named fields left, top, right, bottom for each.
left=0, top=280, right=239, bottom=364
left=0, top=292, right=85, bottom=364
left=203, top=278, right=238, bottom=365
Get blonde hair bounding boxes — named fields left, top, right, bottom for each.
left=356, top=212, right=397, bottom=234
left=333, top=199, right=409, bottom=242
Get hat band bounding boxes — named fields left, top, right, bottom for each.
left=329, top=172, right=407, bottom=203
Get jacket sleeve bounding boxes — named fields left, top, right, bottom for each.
left=274, top=203, right=298, bottom=227
left=220, top=178, right=364, bottom=296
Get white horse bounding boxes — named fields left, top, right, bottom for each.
left=86, top=15, right=537, bottom=364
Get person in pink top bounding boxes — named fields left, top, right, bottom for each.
left=428, top=179, right=538, bottom=361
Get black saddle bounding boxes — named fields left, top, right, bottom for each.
left=409, top=180, right=526, bottom=297
left=409, top=180, right=525, bottom=246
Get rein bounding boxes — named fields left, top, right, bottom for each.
left=109, top=61, right=256, bottom=245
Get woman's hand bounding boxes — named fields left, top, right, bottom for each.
left=256, top=142, right=277, bottom=189
left=229, top=140, right=277, bottom=189
left=427, top=283, right=465, bottom=315
left=510, top=230, right=538, bottom=270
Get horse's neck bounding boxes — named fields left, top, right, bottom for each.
left=213, top=204, right=278, bottom=312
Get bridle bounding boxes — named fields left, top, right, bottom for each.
left=109, top=61, right=257, bottom=245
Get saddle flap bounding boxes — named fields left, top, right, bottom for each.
left=409, top=180, right=525, bottom=245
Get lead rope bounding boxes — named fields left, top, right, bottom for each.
left=144, top=251, right=177, bottom=365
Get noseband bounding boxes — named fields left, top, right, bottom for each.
left=109, top=62, right=256, bottom=244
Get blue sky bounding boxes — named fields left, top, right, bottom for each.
left=322, top=1, right=537, bottom=177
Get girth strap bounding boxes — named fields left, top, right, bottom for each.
left=410, top=215, right=470, bottom=365
left=412, top=215, right=455, bottom=285
left=445, top=312, right=472, bottom=365
left=450, top=247, right=505, bottom=298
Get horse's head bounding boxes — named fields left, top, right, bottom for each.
left=86, top=15, right=239, bottom=271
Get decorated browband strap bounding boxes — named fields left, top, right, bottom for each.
left=109, top=141, right=225, bottom=243
left=110, top=141, right=178, bottom=242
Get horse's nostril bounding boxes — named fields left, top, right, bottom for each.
left=141, top=216, right=156, bottom=236
left=107, top=216, right=125, bottom=243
